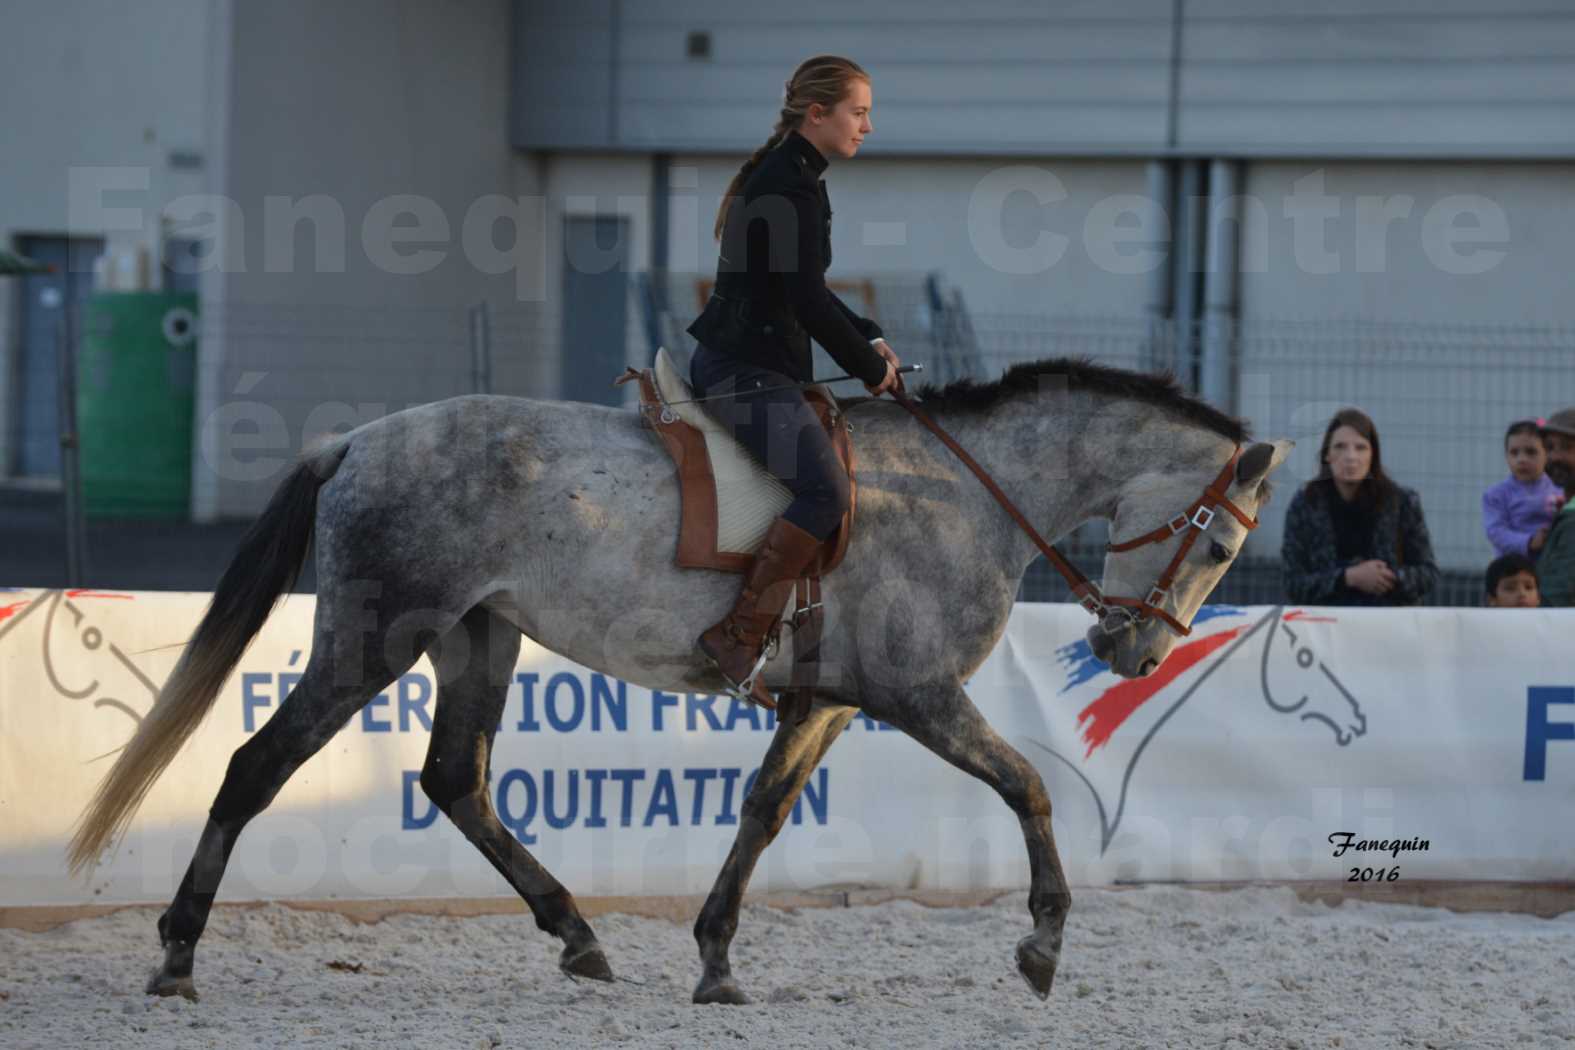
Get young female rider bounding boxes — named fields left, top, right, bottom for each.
left=687, top=55, right=901, bottom=706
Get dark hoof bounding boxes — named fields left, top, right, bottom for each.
left=693, top=977, right=751, bottom=1005
left=559, top=943, right=614, bottom=982
left=1015, top=936, right=1058, bottom=1001
left=147, top=938, right=198, bottom=1000
left=145, top=969, right=198, bottom=1001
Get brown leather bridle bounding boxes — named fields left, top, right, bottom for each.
left=1099, top=446, right=1259, bottom=635
left=890, top=387, right=1258, bottom=639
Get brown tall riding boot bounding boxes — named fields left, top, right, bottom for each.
left=697, top=516, right=823, bottom=709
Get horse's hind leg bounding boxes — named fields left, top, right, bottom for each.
left=883, top=684, right=1071, bottom=1001
left=693, top=701, right=856, bottom=1005
left=147, top=624, right=430, bottom=999
left=418, top=604, right=612, bottom=982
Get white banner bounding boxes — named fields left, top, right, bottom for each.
left=2, top=587, right=1572, bottom=907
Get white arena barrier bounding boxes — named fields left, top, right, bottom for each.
left=1, top=587, right=1572, bottom=907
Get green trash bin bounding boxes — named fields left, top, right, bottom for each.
left=77, top=291, right=198, bottom=518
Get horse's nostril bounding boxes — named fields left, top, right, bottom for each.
left=1138, top=657, right=1158, bottom=676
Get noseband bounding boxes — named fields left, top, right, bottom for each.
left=1099, top=446, right=1258, bottom=636
left=891, top=390, right=1257, bottom=638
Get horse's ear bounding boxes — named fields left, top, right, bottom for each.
left=1235, top=439, right=1293, bottom=488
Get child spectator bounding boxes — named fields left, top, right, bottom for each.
left=1484, top=552, right=1540, bottom=608
left=1481, top=420, right=1562, bottom=559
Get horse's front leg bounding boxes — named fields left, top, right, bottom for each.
left=692, top=702, right=856, bottom=1005
left=881, top=681, right=1072, bottom=1001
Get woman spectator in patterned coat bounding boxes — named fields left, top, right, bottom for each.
left=1281, top=408, right=1439, bottom=606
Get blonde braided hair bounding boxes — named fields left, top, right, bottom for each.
left=712, top=55, right=869, bottom=241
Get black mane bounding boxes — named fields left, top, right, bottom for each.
left=909, top=356, right=1249, bottom=443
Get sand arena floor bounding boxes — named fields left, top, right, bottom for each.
left=2, top=885, right=1572, bottom=1049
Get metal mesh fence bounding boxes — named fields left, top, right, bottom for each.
left=208, top=300, right=561, bottom=407
left=646, top=271, right=1575, bottom=607
left=8, top=282, right=1571, bottom=606
left=908, top=312, right=1575, bottom=608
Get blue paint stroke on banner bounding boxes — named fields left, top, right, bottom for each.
left=1054, top=605, right=1246, bottom=693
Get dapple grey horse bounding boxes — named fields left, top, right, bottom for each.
left=67, top=357, right=1290, bottom=1005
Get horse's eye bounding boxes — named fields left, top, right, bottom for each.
left=1209, top=541, right=1232, bottom=564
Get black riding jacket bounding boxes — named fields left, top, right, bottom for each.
left=686, top=129, right=887, bottom=387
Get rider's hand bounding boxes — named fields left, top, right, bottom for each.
left=865, top=358, right=899, bottom=397
left=865, top=339, right=903, bottom=397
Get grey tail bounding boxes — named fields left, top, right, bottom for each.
left=65, top=441, right=351, bottom=875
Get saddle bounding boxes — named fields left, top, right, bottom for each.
left=614, top=347, right=857, bottom=721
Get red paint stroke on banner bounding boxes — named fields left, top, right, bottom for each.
left=1077, top=626, right=1245, bottom=757
left=0, top=600, right=29, bottom=623
left=1282, top=609, right=1336, bottom=623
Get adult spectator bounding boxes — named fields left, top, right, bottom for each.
left=1536, top=408, right=1575, bottom=606
left=1281, top=408, right=1439, bottom=606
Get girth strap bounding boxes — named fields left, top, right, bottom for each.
left=777, top=576, right=824, bottom=726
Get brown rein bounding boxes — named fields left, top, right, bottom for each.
left=888, top=388, right=1107, bottom=617
left=888, top=387, right=1257, bottom=638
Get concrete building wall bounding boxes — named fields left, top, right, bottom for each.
left=527, top=151, right=654, bottom=407
left=1235, top=162, right=1575, bottom=569
left=1237, top=162, right=1575, bottom=325
left=514, top=0, right=1174, bottom=155
left=0, top=0, right=212, bottom=479
left=8, top=0, right=1575, bottom=543
left=514, top=0, right=1575, bottom=159
left=1179, top=0, right=1575, bottom=156
left=197, top=0, right=523, bottom=518
left=667, top=154, right=1158, bottom=319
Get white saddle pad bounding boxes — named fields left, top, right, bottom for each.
left=653, top=347, right=794, bottom=555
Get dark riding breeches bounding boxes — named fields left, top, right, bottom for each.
left=689, top=343, right=850, bottom=541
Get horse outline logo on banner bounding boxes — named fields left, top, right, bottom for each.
left=1027, top=605, right=1366, bottom=852
left=0, top=588, right=156, bottom=734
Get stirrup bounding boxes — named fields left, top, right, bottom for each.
left=724, top=627, right=781, bottom=703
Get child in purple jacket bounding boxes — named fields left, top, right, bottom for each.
left=1482, top=419, right=1564, bottom=558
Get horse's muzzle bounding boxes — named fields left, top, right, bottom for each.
left=1086, top=623, right=1117, bottom=665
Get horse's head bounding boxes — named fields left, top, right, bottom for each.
left=1088, top=438, right=1292, bottom=678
